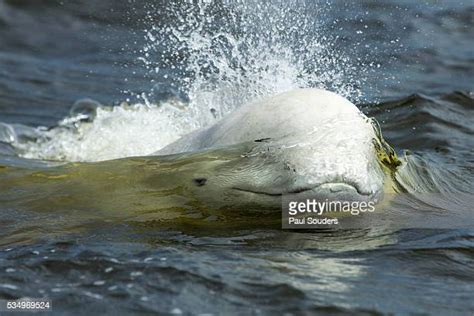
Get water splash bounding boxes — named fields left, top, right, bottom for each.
left=11, top=0, right=369, bottom=162
left=12, top=100, right=189, bottom=161
left=137, top=0, right=364, bottom=122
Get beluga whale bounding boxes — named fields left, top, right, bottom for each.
left=154, top=88, right=399, bottom=209
left=0, top=89, right=401, bottom=244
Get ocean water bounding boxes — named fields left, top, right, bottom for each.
left=0, top=0, right=473, bottom=314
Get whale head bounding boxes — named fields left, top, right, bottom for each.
left=180, top=89, right=399, bottom=210
left=207, top=121, right=389, bottom=209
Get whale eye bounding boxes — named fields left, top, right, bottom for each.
left=193, top=178, right=207, bottom=186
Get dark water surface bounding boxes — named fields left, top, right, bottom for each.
left=0, top=0, right=473, bottom=315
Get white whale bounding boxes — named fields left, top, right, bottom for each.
left=155, top=88, right=388, bottom=204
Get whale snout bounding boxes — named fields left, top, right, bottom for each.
left=291, top=182, right=383, bottom=202
left=233, top=179, right=383, bottom=202
left=229, top=139, right=386, bottom=204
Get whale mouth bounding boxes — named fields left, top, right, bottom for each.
left=232, top=182, right=373, bottom=198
